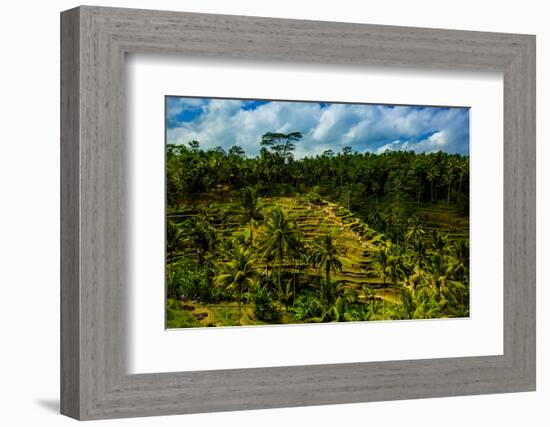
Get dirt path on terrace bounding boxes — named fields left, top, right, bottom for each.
left=323, top=204, right=370, bottom=250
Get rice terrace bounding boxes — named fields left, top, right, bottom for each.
left=165, top=97, right=470, bottom=328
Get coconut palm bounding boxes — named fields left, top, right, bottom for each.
left=239, top=186, right=263, bottom=247
left=456, top=157, right=468, bottom=194
left=274, top=273, right=293, bottom=311
left=260, top=207, right=302, bottom=293
left=288, top=248, right=304, bottom=306
left=426, top=167, right=439, bottom=202
left=442, top=280, right=469, bottom=317
left=405, top=217, right=425, bottom=246
left=166, top=220, right=184, bottom=262
left=184, top=216, right=217, bottom=265
left=312, top=234, right=343, bottom=287
left=214, top=245, right=256, bottom=325
left=445, top=158, right=460, bottom=205
left=362, top=285, right=377, bottom=311
left=425, top=253, right=449, bottom=300
left=430, top=230, right=448, bottom=254
left=450, top=239, right=469, bottom=281
left=387, top=253, right=405, bottom=287
left=371, top=245, right=391, bottom=285
left=319, top=279, right=345, bottom=322
left=166, top=220, right=185, bottom=298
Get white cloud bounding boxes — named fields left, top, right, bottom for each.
left=167, top=99, right=469, bottom=157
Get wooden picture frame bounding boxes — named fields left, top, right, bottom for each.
left=60, top=5, right=536, bottom=420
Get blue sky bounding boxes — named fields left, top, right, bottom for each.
left=166, top=97, right=469, bottom=158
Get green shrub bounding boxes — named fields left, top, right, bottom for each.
left=293, top=293, right=323, bottom=321
left=253, top=287, right=279, bottom=321
left=306, top=186, right=322, bottom=204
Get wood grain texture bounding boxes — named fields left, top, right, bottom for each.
left=60, top=7, right=80, bottom=419
left=60, top=5, right=536, bottom=420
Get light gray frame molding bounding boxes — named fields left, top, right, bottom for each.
left=61, top=5, right=536, bottom=420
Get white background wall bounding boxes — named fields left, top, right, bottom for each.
left=0, top=0, right=547, bottom=425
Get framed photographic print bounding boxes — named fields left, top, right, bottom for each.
left=163, top=96, right=472, bottom=329
left=61, top=5, right=536, bottom=420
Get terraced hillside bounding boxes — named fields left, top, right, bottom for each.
left=168, top=195, right=469, bottom=313
left=168, top=195, right=402, bottom=304
left=413, top=203, right=469, bottom=241
left=259, top=197, right=384, bottom=289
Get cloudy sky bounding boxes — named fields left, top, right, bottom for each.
left=166, top=97, right=469, bottom=158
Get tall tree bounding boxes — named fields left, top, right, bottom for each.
left=260, top=207, right=302, bottom=293
left=426, top=167, right=438, bottom=202
left=214, top=245, right=256, bottom=325
left=260, top=131, right=303, bottom=163
left=183, top=216, right=217, bottom=265
left=260, top=131, right=303, bottom=184
left=450, top=239, right=469, bottom=281
left=166, top=220, right=184, bottom=298
left=238, top=186, right=262, bottom=247
left=371, top=245, right=391, bottom=285
left=166, top=220, right=184, bottom=262
left=405, top=217, right=426, bottom=246
left=313, top=234, right=343, bottom=287
left=445, top=157, right=459, bottom=205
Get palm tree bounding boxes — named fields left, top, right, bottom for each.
left=387, top=253, right=404, bottom=287
left=371, top=245, right=391, bottom=285
left=166, top=220, right=184, bottom=298
left=319, top=279, right=344, bottom=322
left=405, top=217, right=425, bottom=245
left=430, top=230, right=448, bottom=254
left=184, top=216, right=217, bottom=265
left=362, top=285, right=377, bottom=311
left=456, top=158, right=468, bottom=194
left=445, top=158, right=459, bottom=205
left=313, top=234, right=343, bottom=287
left=450, top=240, right=469, bottom=281
left=260, top=207, right=301, bottom=293
left=426, top=167, right=438, bottom=202
left=214, top=245, right=256, bottom=325
left=166, top=220, right=184, bottom=262
left=442, top=279, right=469, bottom=317
left=274, top=273, right=293, bottom=311
left=288, top=248, right=304, bottom=306
left=239, top=186, right=263, bottom=247
left=426, top=253, right=449, bottom=300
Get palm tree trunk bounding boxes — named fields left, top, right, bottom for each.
left=292, top=259, right=296, bottom=306
left=168, top=250, right=173, bottom=298
left=278, top=255, right=283, bottom=304
left=238, top=285, right=242, bottom=325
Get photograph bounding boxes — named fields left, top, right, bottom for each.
left=0, top=1, right=538, bottom=423
left=165, top=96, right=470, bottom=328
